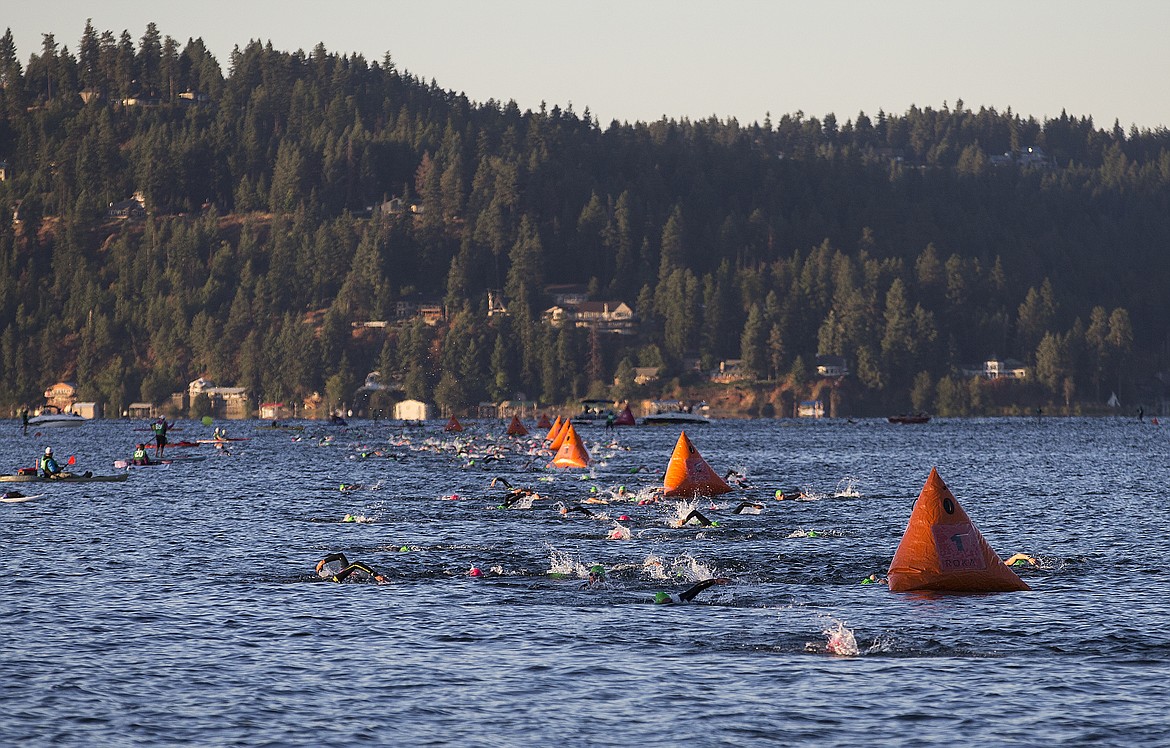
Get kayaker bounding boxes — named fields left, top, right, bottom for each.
left=40, top=447, right=67, bottom=478
left=131, top=444, right=152, bottom=466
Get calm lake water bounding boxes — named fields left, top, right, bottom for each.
left=1, top=416, right=1168, bottom=746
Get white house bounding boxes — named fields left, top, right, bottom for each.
left=394, top=399, right=436, bottom=421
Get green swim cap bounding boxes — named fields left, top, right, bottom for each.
left=399, top=546, right=409, bottom=552
left=590, top=564, right=605, bottom=575
left=775, top=489, right=783, bottom=498
left=590, top=486, right=598, bottom=493
left=710, top=521, right=720, bottom=527
left=654, top=592, right=671, bottom=604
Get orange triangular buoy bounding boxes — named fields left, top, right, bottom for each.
left=506, top=414, right=528, bottom=436
left=887, top=468, right=1030, bottom=593
left=552, top=423, right=590, bottom=468
left=545, top=415, right=563, bottom=442
left=614, top=404, right=636, bottom=426
left=663, top=431, right=732, bottom=497
left=549, top=418, right=571, bottom=451
left=444, top=415, right=463, bottom=433
left=537, top=413, right=552, bottom=429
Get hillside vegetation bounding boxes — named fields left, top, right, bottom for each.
left=1, top=23, right=1169, bottom=416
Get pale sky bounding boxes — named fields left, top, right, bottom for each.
left=7, top=1, right=1169, bottom=129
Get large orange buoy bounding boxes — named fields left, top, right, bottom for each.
left=537, top=413, right=552, bottom=429
left=545, top=415, right=563, bottom=442
left=506, top=415, right=528, bottom=436
left=443, top=415, right=464, bottom=433
left=549, top=418, right=571, bottom=451
left=614, top=404, right=636, bottom=426
left=887, top=468, right=1030, bottom=593
left=663, top=431, right=732, bottom=497
left=552, top=423, right=590, bottom=468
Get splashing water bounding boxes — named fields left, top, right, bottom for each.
left=642, top=554, right=670, bottom=580
left=834, top=477, right=861, bottom=498
left=669, top=552, right=716, bottom=582
left=824, top=619, right=859, bottom=656
left=608, top=522, right=631, bottom=540
left=668, top=499, right=701, bottom=527
left=546, top=545, right=588, bottom=577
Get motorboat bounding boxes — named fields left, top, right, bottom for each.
left=28, top=405, right=87, bottom=427
left=642, top=400, right=711, bottom=425
left=884, top=412, right=931, bottom=423
left=570, top=399, right=616, bottom=425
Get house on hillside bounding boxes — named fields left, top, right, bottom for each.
left=961, top=358, right=1029, bottom=380
left=541, top=301, right=635, bottom=334
left=394, top=399, right=435, bottom=421
left=815, top=355, right=849, bottom=378
left=187, top=377, right=249, bottom=419
left=710, top=360, right=747, bottom=383
left=394, top=295, right=446, bottom=325
left=108, top=191, right=146, bottom=220
left=43, top=381, right=77, bottom=411
left=71, top=402, right=102, bottom=419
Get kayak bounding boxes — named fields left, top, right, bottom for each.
left=0, top=493, right=46, bottom=503
left=168, top=441, right=203, bottom=448
left=196, top=437, right=251, bottom=443
left=0, top=473, right=130, bottom=483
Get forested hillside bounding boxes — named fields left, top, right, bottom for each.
left=1, top=22, right=1169, bottom=416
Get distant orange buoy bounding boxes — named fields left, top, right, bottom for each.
left=663, top=431, right=731, bottom=497
left=506, top=414, right=528, bottom=436
left=887, top=468, right=1030, bottom=593
left=444, top=415, right=463, bottom=433
left=552, top=423, right=590, bottom=468
left=537, top=413, right=552, bottom=429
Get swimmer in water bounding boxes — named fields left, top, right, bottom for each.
left=315, top=552, right=388, bottom=584
left=560, top=505, right=595, bottom=517
left=732, top=502, right=765, bottom=514
left=860, top=573, right=887, bottom=585
left=653, top=577, right=731, bottom=604
left=673, top=509, right=714, bottom=528
left=723, top=470, right=754, bottom=489
left=1003, top=553, right=1038, bottom=567
left=582, top=564, right=607, bottom=588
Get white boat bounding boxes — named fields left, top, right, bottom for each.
left=28, top=406, right=87, bottom=427
left=641, top=400, right=711, bottom=425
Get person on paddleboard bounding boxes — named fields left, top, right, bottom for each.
left=151, top=416, right=174, bottom=457
left=315, top=552, right=388, bottom=584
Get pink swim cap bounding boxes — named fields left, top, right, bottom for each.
left=618, top=515, right=630, bottom=521
left=469, top=567, right=483, bottom=577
